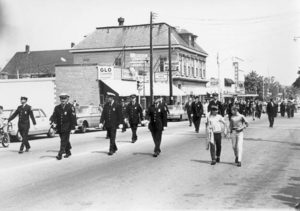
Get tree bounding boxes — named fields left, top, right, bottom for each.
left=285, top=85, right=300, bottom=99
left=244, top=70, right=263, bottom=97
left=292, top=76, right=300, bottom=88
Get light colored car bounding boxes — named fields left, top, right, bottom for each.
left=76, top=105, right=102, bottom=133
left=167, top=105, right=188, bottom=121
left=4, top=108, right=55, bottom=141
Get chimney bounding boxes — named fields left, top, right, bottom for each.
left=25, top=45, right=30, bottom=53
left=71, top=42, right=75, bottom=48
left=118, top=17, right=124, bottom=26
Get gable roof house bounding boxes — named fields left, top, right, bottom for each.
left=2, top=46, right=73, bottom=79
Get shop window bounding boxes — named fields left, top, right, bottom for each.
left=115, top=58, right=122, bottom=66
left=203, top=68, right=206, bottom=79
left=160, top=57, right=167, bottom=72
left=200, top=68, right=202, bottom=78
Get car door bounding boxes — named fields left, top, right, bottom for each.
left=30, top=109, right=42, bottom=135
left=38, top=109, right=49, bottom=134
left=90, top=107, right=100, bottom=128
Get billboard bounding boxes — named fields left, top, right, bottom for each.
left=97, top=66, right=114, bottom=80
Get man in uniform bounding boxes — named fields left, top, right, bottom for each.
left=121, top=99, right=128, bottom=133
left=50, top=93, right=77, bottom=160
left=191, top=96, right=203, bottom=133
left=146, top=96, right=167, bottom=157
left=208, top=93, right=222, bottom=115
left=266, top=98, right=277, bottom=128
left=160, top=96, right=170, bottom=115
left=126, top=94, right=143, bottom=143
left=99, top=92, right=123, bottom=155
left=184, top=97, right=193, bottom=126
left=8, top=96, right=37, bottom=153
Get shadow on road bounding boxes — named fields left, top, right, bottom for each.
left=40, top=155, right=57, bottom=159
left=46, top=150, right=59, bottom=153
left=245, top=138, right=292, bottom=145
left=133, top=152, right=153, bottom=156
left=272, top=176, right=300, bottom=208
left=91, top=151, right=108, bottom=154
left=190, top=159, right=236, bottom=166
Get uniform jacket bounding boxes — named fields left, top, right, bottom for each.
left=126, top=101, right=143, bottom=124
left=184, top=102, right=193, bottom=114
left=191, top=101, right=203, bottom=117
left=51, top=103, right=77, bottom=133
left=266, top=102, right=277, bottom=117
left=8, top=104, right=36, bottom=130
left=208, top=100, right=222, bottom=114
left=146, top=103, right=167, bottom=131
left=100, top=101, right=123, bottom=129
left=256, top=103, right=263, bottom=112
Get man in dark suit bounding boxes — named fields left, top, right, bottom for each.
left=8, top=96, right=37, bottom=153
left=99, top=92, right=123, bottom=155
left=266, top=98, right=277, bottom=128
left=191, top=96, right=203, bottom=133
left=146, top=96, right=167, bottom=157
left=280, top=101, right=286, bottom=117
left=227, top=99, right=234, bottom=121
left=256, top=100, right=263, bottom=119
left=50, top=93, right=77, bottom=160
left=126, top=94, right=143, bottom=143
left=184, top=97, right=193, bottom=126
left=121, top=99, right=128, bottom=133
left=208, top=93, right=222, bottom=115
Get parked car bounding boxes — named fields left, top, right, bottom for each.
left=76, top=105, right=103, bottom=133
left=4, top=108, right=55, bottom=141
left=167, top=105, right=188, bottom=121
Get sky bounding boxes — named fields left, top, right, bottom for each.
left=0, top=0, right=299, bottom=86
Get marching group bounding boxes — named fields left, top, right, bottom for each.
left=0, top=92, right=297, bottom=167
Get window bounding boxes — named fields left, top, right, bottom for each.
left=178, top=84, right=182, bottom=89
left=91, top=107, right=100, bottom=114
left=159, top=57, right=167, bottom=72
left=40, top=110, right=46, bottom=118
left=200, top=68, right=202, bottom=78
left=33, top=109, right=41, bottom=118
left=184, top=65, right=186, bottom=76
left=115, top=58, right=122, bottom=66
left=191, top=67, right=194, bottom=77
left=188, top=66, right=190, bottom=76
left=196, top=68, right=198, bottom=77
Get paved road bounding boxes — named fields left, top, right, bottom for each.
left=0, top=113, right=299, bottom=211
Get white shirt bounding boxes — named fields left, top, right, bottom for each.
left=207, top=114, right=224, bottom=133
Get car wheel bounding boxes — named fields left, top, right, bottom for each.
left=80, top=122, right=87, bottom=133
left=47, top=127, right=56, bottom=138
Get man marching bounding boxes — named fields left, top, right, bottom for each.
left=184, top=97, right=193, bottom=127
left=99, top=92, right=123, bottom=155
left=126, top=94, right=143, bottom=143
left=146, top=96, right=167, bottom=157
left=266, top=98, right=277, bottom=128
left=51, top=93, right=77, bottom=160
left=191, top=96, right=203, bottom=133
left=8, top=96, right=37, bottom=153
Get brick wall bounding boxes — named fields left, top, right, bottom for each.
left=55, top=65, right=100, bottom=106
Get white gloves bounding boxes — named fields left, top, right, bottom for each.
left=34, top=125, right=37, bottom=130
left=119, top=124, right=123, bottom=129
left=99, top=123, right=103, bottom=129
left=164, top=127, right=167, bottom=130
left=70, top=130, right=75, bottom=134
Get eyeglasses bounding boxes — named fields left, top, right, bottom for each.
left=60, top=97, right=67, bottom=100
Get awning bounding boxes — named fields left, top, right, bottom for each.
left=224, top=78, right=235, bottom=84
left=156, top=83, right=185, bottom=96
left=101, top=79, right=138, bottom=96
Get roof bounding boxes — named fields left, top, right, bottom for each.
left=72, top=23, right=208, bottom=56
left=2, top=49, right=73, bottom=78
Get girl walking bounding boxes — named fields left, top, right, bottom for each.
left=206, top=105, right=229, bottom=165
left=229, top=106, right=249, bottom=167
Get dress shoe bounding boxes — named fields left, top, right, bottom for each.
left=18, top=150, right=23, bottom=154
left=235, top=157, right=238, bottom=163
left=153, top=152, right=158, bottom=157
left=216, top=157, right=220, bottom=163
left=237, top=162, right=242, bottom=167
left=64, top=153, right=71, bottom=158
left=56, top=155, right=62, bottom=160
left=211, top=160, right=216, bottom=165
left=113, top=149, right=118, bottom=153
left=108, top=151, right=113, bottom=156
left=196, top=131, right=199, bottom=133
left=131, top=140, right=136, bottom=143
left=25, top=148, right=30, bottom=152
left=189, top=124, right=191, bottom=127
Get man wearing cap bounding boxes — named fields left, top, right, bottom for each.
left=51, top=93, right=77, bottom=160
left=208, top=93, right=223, bottom=115
left=184, top=97, right=193, bottom=127
left=191, top=96, right=203, bottom=133
left=126, top=94, right=143, bottom=143
left=266, top=98, right=277, bottom=128
left=121, top=99, right=128, bottom=133
left=146, top=96, right=167, bottom=157
left=8, top=96, right=37, bottom=153
left=99, top=92, right=123, bottom=155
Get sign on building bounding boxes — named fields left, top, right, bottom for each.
left=130, top=54, right=149, bottom=67
left=97, top=66, right=114, bottom=80
left=122, top=68, right=136, bottom=81
left=233, top=62, right=239, bottom=92
left=155, top=72, right=168, bottom=82
left=136, top=75, right=149, bottom=83
left=164, top=61, right=180, bottom=71
left=210, top=78, right=219, bottom=86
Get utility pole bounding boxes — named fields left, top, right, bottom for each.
left=149, top=12, right=154, bottom=105
left=168, top=25, right=173, bottom=105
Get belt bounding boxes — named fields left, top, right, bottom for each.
left=232, top=128, right=243, bottom=132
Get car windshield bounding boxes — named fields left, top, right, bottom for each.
left=167, top=105, right=182, bottom=111
left=76, top=106, right=90, bottom=114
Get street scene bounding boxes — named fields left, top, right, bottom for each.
left=0, top=0, right=300, bottom=210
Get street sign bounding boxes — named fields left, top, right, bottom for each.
left=97, top=66, right=114, bottom=80
left=122, top=68, right=136, bottom=81
left=155, top=72, right=168, bottom=82
left=136, top=75, right=149, bottom=83
left=130, top=61, right=150, bottom=67
left=164, top=61, right=180, bottom=71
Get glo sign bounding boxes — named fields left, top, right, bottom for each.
left=97, top=66, right=114, bottom=80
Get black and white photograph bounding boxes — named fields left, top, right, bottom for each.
left=0, top=0, right=300, bottom=210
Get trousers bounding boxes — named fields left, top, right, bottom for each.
left=58, top=131, right=72, bottom=155
left=231, top=130, right=244, bottom=162
left=107, top=127, right=117, bottom=152
left=210, top=133, right=222, bottom=161
left=150, top=128, right=163, bottom=153
left=130, top=124, right=138, bottom=141
left=268, top=114, right=275, bottom=127
left=19, top=128, right=30, bottom=150
left=187, top=111, right=192, bottom=126
left=193, top=116, right=201, bottom=132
